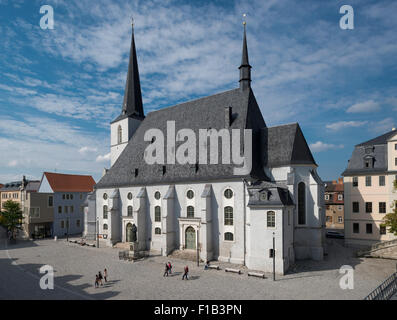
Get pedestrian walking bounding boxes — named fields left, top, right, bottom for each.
left=182, top=265, right=189, bottom=280
left=104, top=268, right=108, bottom=282
left=98, top=271, right=104, bottom=286
left=168, top=262, right=172, bottom=274
left=95, top=274, right=99, bottom=288
left=163, top=263, right=169, bottom=277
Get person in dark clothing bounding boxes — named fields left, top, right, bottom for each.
left=104, top=268, right=108, bottom=282
left=163, top=263, right=169, bottom=277
left=95, top=274, right=99, bottom=288
left=98, top=271, right=104, bottom=286
left=182, top=265, right=189, bottom=280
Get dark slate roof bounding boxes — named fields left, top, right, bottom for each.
left=356, top=129, right=397, bottom=147
left=266, top=123, right=317, bottom=167
left=247, top=180, right=294, bottom=207
left=342, top=130, right=397, bottom=176
left=0, top=180, right=40, bottom=191
left=97, top=88, right=269, bottom=189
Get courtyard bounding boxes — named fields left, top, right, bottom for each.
left=0, top=237, right=395, bottom=300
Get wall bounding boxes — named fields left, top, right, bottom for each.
left=53, top=192, right=87, bottom=237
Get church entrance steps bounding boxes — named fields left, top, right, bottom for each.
left=167, top=249, right=197, bottom=262
left=113, top=242, right=131, bottom=250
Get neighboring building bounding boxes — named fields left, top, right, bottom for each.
left=343, top=129, right=397, bottom=246
left=0, top=177, right=40, bottom=211
left=324, top=178, right=344, bottom=230
left=22, top=192, right=54, bottom=239
left=83, top=191, right=97, bottom=240
left=89, top=23, right=325, bottom=275
left=38, top=172, right=95, bottom=237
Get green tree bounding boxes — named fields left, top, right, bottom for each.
left=384, top=180, right=397, bottom=236
left=0, top=200, right=23, bottom=239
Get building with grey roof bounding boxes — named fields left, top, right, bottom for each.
left=342, top=129, right=397, bottom=246
left=88, top=21, right=326, bottom=274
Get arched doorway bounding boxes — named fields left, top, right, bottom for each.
left=126, top=223, right=133, bottom=243
left=185, top=226, right=196, bottom=250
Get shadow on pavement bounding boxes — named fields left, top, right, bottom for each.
left=0, top=257, right=121, bottom=300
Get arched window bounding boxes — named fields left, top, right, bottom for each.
left=103, top=193, right=108, bottom=200
left=155, top=206, right=161, bottom=222
left=127, top=192, right=133, bottom=200
left=187, top=206, right=194, bottom=218
left=298, top=182, right=306, bottom=225
left=103, top=224, right=108, bottom=230
left=224, top=206, right=233, bottom=225
left=103, top=205, right=108, bottom=219
left=127, top=206, right=133, bottom=217
left=154, top=191, right=161, bottom=200
left=118, top=125, right=122, bottom=144
left=267, top=211, right=275, bottom=228
left=155, top=227, right=161, bottom=235
left=187, top=190, right=194, bottom=199
left=224, top=189, right=233, bottom=199
left=224, top=232, right=234, bottom=241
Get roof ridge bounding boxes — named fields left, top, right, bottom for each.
left=146, top=88, right=241, bottom=115
left=356, top=129, right=397, bottom=146
left=268, top=122, right=298, bottom=129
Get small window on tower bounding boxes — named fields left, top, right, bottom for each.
left=118, top=125, right=122, bottom=144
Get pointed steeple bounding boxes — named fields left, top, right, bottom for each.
left=121, top=19, right=144, bottom=119
left=239, top=21, right=252, bottom=91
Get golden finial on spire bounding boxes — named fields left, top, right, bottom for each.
left=243, top=13, right=247, bottom=26
left=131, top=16, right=134, bottom=27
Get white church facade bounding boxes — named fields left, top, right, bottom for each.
left=87, top=22, right=326, bottom=275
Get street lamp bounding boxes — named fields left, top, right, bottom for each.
left=96, top=217, right=99, bottom=248
left=272, top=232, right=276, bottom=281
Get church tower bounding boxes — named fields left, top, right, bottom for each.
left=110, top=20, right=145, bottom=166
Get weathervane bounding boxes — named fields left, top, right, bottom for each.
left=131, top=16, right=134, bottom=28
left=243, top=13, right=247, bottom=26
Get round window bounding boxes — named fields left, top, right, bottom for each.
left=187, top=190, right=194, bottom=199
left=224, top=189, right=233, bottom=199
left=103, top=193, right=108, bottom=200
left=127, top=192, right=133, bottom=200
left=154, top=191, right=161, bottom=200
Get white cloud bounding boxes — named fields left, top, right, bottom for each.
left=79, top=146, right=98, bottom=154
left=326, top=121, right=368, bottom=131
left=346, top=100, right=381, bottom=113
left=96, top=153, right=111, bottom=163
left=309, top=141, right=344, bottom=153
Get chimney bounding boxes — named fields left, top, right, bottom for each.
left=338, top=178, right=343, bottom=184
left=225, top=106, right=232, bottom=127
left=332, top=180, right=337, bottom=185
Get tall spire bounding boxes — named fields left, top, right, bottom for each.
left=239, top=19, right=252, bottom=91
left=121, top=18, right=144, bottom=119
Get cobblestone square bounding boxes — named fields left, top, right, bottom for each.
left=0, top=238, right=395, bottom=300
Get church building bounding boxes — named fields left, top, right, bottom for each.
left=90, top=22, right=326, bottom=274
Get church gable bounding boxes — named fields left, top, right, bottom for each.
left=266, top=123, right=316, bottom=168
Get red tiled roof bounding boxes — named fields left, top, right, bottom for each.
left=43, top=172, right=95, bottom=192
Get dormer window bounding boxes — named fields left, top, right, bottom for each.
left=364, top=156, right=374, bottom=168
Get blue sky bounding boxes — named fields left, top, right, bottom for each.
left=0, top=0, right=396, bottom=183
